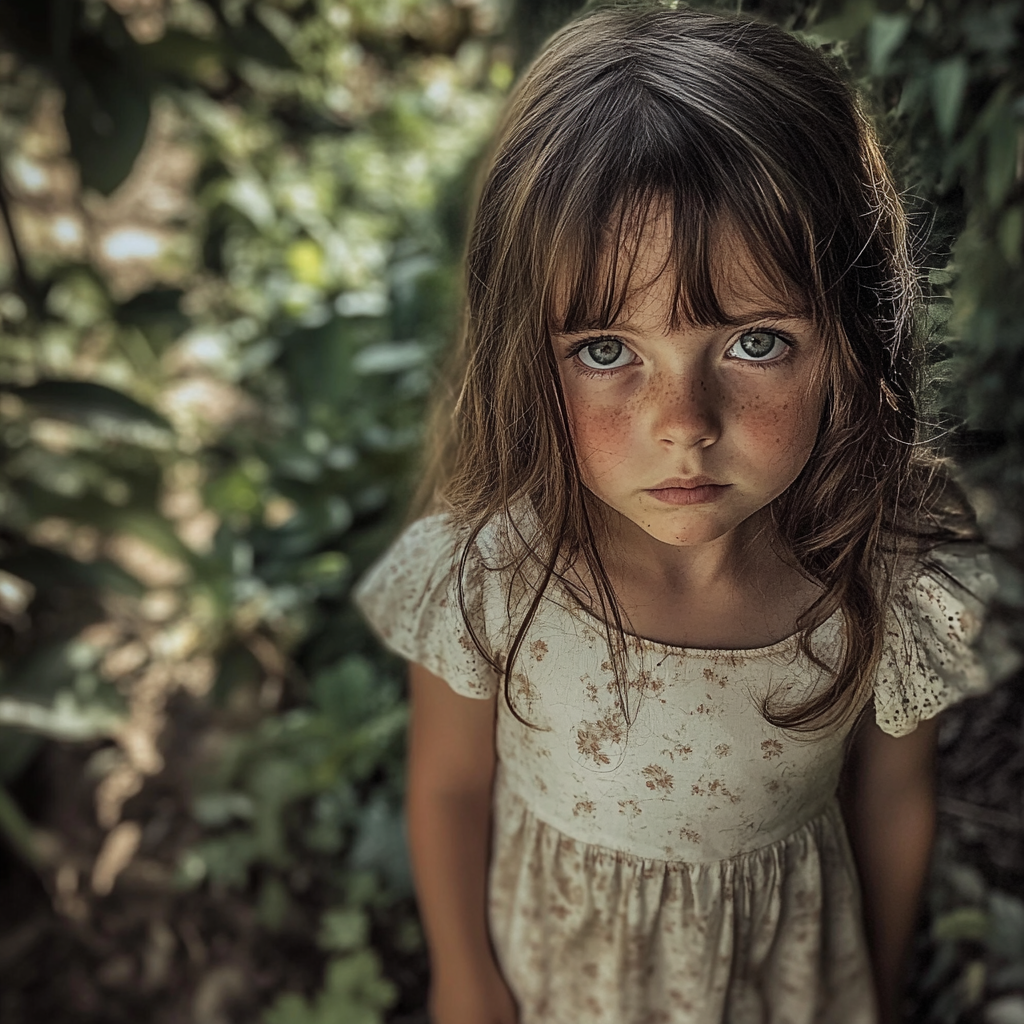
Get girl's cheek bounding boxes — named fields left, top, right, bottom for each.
left=568, top=393, right=634, bottom=459
left=734, top=390, right=821, bottom=459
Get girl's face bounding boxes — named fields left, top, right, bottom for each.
left=552, top=225, right=827, bottom=552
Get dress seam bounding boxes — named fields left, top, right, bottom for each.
left=496, top=782, right=840, bottom=869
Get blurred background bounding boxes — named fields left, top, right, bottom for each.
left=0, top=1, right=1021, bottom=1022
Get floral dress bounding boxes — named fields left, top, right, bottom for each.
left=354, top=513, right=996, bottom=1024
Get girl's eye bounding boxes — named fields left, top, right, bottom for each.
left=727, top=330, right=791, bottom=362
left=575, top=336, right=634, bottom=371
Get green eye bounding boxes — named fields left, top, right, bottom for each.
left=730, top=331, right=789, bottom=362
left=577, top=337, right=633, bottom=370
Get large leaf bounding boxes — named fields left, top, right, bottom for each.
left=226, top=13, right=298, bottom=70
left=866, top=12, right=909, bottom=76
left=0, top=547, right=145, bottom=598
left=117, top=287, right=190, bottom=344
left=931, top=56, right=969, bottom=142
left=0, top=0, right=65, bottom=64
left=4, top=379, right=174, bottom=446
left=60, top=39, right=152, bottom=195
left=0, top=691, right=122, bottom=742
left=0, top=730, right=41, bottom=784
left=137, top=30, right=227, bottom=83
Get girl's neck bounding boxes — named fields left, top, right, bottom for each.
left=582, top=501, right=821, bottom=650
left=592, top=498, right=776, bottom=589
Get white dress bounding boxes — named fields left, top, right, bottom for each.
left=354, top=512, right=995, bottom=1024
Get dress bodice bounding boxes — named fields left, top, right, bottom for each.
left=493, top=596, right=849, bottom=862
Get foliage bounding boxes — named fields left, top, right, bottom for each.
left=0, top=0, right=507, bottom=1017
left=803, top=0, right=1024, bottom=524
left=796, top=1, right=1024, bottom=1019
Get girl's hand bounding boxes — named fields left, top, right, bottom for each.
left=429, top=962, right=519, bottom=1024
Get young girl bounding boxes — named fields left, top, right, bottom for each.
left=356, top=5, right=997, bottom=1022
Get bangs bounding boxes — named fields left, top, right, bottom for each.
left=528, top=65, right=840, bottom=336
left=549, top=194, right=817, bottom=336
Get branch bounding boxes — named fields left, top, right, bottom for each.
left=0, top=156, right=43, bottom=318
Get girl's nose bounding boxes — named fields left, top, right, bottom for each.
left=651, top=375, right=721, bottom=449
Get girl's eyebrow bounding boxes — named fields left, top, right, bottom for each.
left=553, top=307, right=811, bottom=336
left=715, top=307, right=812, bottom=326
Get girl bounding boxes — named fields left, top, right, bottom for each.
left=356, top=5, right=996, bottom=1022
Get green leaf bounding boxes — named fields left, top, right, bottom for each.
left=933, top=905, right=989, bottom=942
left=192, top=791, right=256, bottom=827
left=137, top=30, right=226, bottom=83
left=296, top=551, right=351, bottom=591
left=312, top=655, right=378, bottom=729
left=349, top=795, right=410, bottom=893
left=0, top=729, right=41, bottom=784
left=248, top=757, right=309, bottom=864
left=962, top=3, right=1019, bottom=55
left=262, top=951, right=396, bottom=1024
left=986, top=104, right=1019, bottom=207
left=0, top=548, right=145, bottom=598
left=867, top=13, right=909, bottom=76
left=988, top=889, right=1024, bottom=959
left=318, top=907, right=369, bottom=952
left=61, top=46, right=152, bottom=195
left=803, top=0, right=876, bottom=44
left=931, top=56, right=968, bottom=142
left=999, top=207, right=1024, bottom=266
left=0, top=783, right=44, bottom=867
left=4, top=379, right=173, bottom=446
left=191, top=832, right=261, bottom=888
left=961, top=960, right=987, bottom=1007
left=287, top=240, right=327, bottom=287
left=226, top=14, right=297, bottom=70
left=0, top=690, right=122, bottom=742
left=258, top=875, right=292, bottom=931
left=116, top=287, right=190, bottom=345
left=351, top=341, right=428, bottom=375
left=323, top=952, right=397, bottom=1016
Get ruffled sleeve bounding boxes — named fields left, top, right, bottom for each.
left=873, top=547, right=999, bottom=737
left=353, top=514, right=500, bottom=699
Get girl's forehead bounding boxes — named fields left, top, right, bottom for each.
left=552, top=215, right=811, bottom=331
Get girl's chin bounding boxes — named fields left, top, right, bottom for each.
left=584, top=490, right=771, bottom=549
left=617, top=505, right=773, bottom=550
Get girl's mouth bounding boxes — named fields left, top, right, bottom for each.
left=646, top=484, right=730, bottom=505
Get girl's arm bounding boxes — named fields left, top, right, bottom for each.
left=406, top=662, right=518, bottom=1024
left=843, top=714, right=940, bottom=1024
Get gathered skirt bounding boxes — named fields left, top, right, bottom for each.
left=487, top=784, right=877, bottom=1024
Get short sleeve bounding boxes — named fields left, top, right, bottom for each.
left=873, top=547, right=999, bottom=737
left=353, top=515, right=500, bottom=699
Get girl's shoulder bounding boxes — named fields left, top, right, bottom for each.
left=354, top=507, right=529, bottom=598
left=352, top=509, right=526, bottom=699
left=873, top=544, right=1009, bottom=737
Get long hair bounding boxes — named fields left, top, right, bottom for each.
left=416, top=2, right=977, bottom=732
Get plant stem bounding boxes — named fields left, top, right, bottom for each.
left=0, top=156, right=42, bottom=318
left=0, top=782, right=42, bottom=868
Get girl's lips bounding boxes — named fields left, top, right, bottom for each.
left=646, top=484, right=730, bottom=505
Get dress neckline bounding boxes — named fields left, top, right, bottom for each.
left=471, top=502, right=842, bottom=659
left=555, top=581, right=842, bottom=658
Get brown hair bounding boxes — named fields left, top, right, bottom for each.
left=417, top=2, right=977, bottom=731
